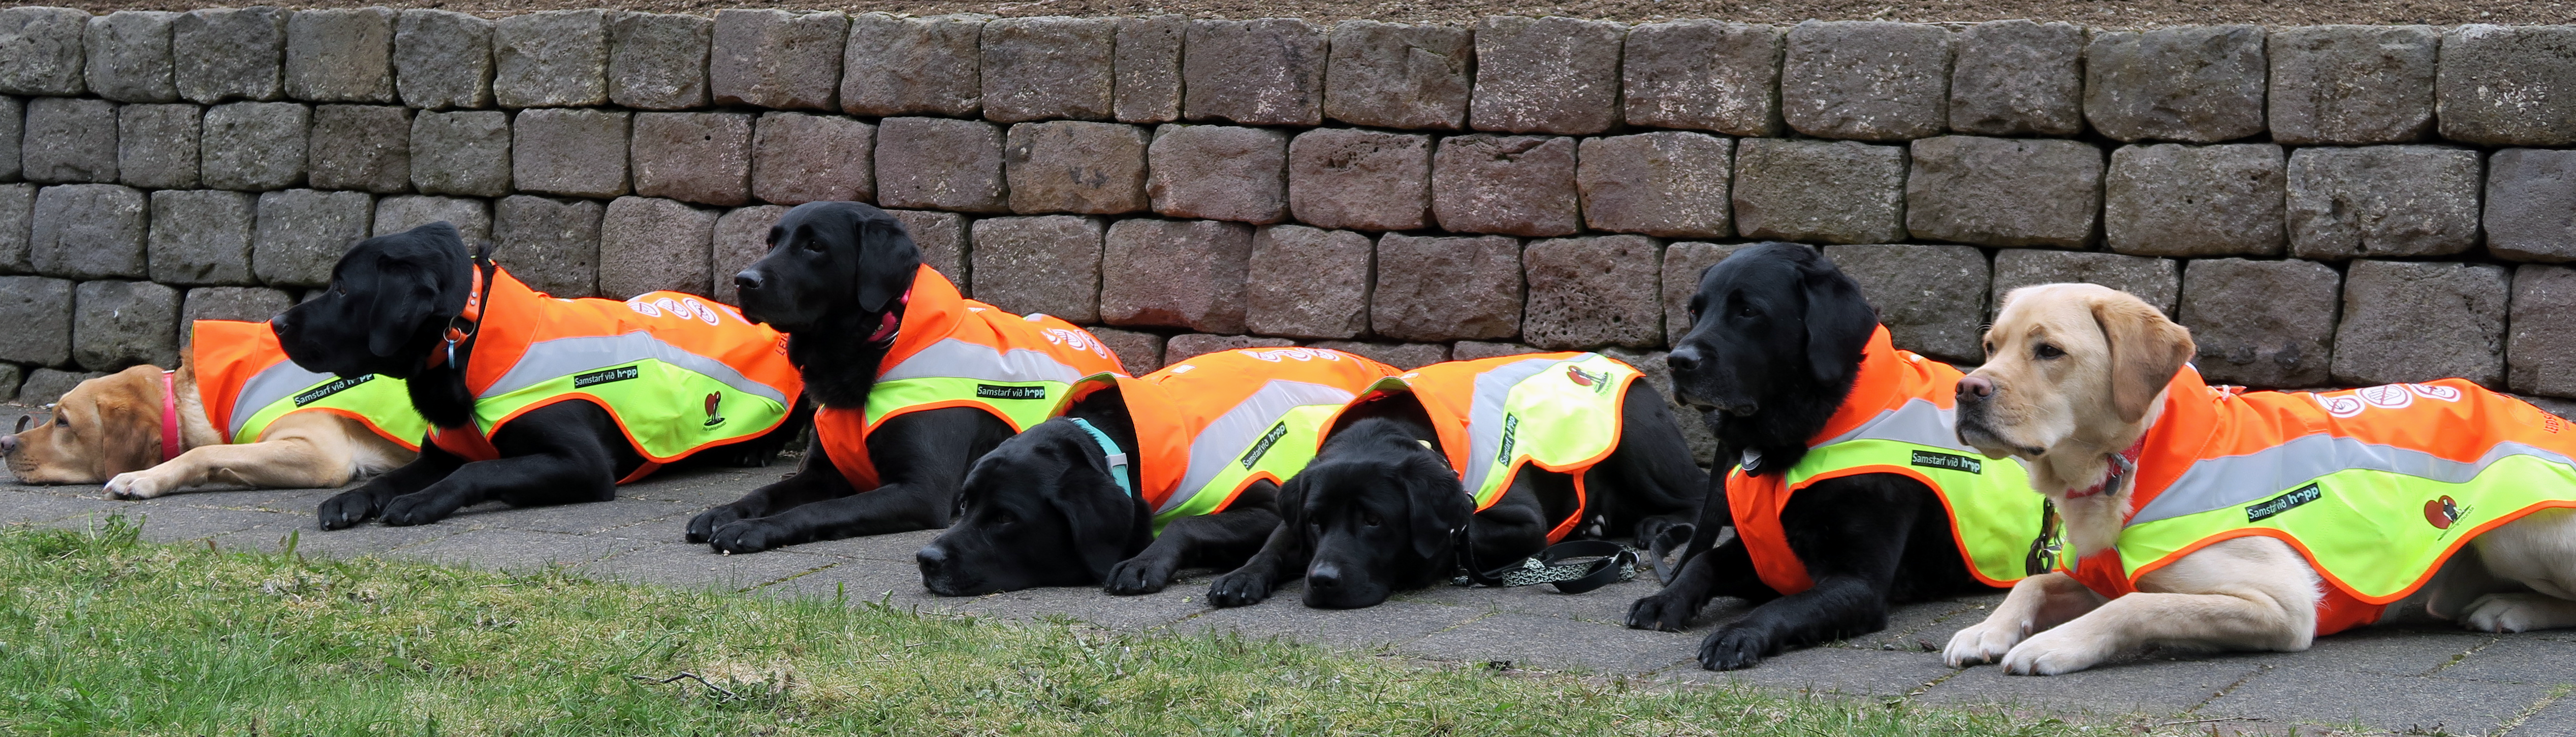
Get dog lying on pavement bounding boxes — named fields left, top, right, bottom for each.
left=1946, top=283, right=2576, bottom=675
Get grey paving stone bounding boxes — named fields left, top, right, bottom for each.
left=0, top=183, right=32, bottom=272
left=148, top=189, right=257, bottom=285
left=1669, top=644, right=1958, bottom=697
left=631, top=112, right=753, bottom=207
left=391, top=9, right=492, bottom=111
left=0, top=7, right=91, bottom=97
left=1837, top=596, right=1996, bottom=652
left=783, top=528, right=941, bottom=563
left=0, top=275, right=73, bottom=367
left=2285, top=145, right=2482, bottom=260
left=409, top=110, right=509, bottom=198
left=1005, top=120, right=1148, bottom=215
left=2103, top=143, right=2285, bottom=257
left=967, top=215, right=1103, bottom=322
left=709, top=9, right=845, bottom=112
left=2510, top=265, right=2576, bottom=399
left=72, top=279, right=180, bottom=370
left=1991, top=249, right=2180, bottom=318
left=173, top=7, right=286, bottom=105
left=1919, top=656, right=2264, bottom=717
left=511, top=108, right=629, bottom=199
left=2268, top=25, right=2438, bottom=145
left=393, top=527, right=650, bottom=573
left=607, top=12, right=710, bottom=111
left=1178, top=597, right=1483, bottom=651
left=86, top=11, right=180, bottom=104
left=1100, top=217, right=1252, bottom=333
left=1146, top=124, right=1289, bottom=225
left=582, top=543, right=840, bottom=590
left=2488, top=148, right=2576, bottom=263
left=1662, top=241, right=1763, bottom=340
left=134, top=506, right=281, bottom=544
left=873, top=117, right=1005, bottom=214
left=22, top=97, right=118, bottom=184
left=748, top=552, right=936, bottom=612
left=305, top=104, right=410, bottom=194
left=1906, top=135, right=2099, bottom=249
left=596, top=196, right=715, bottom=299
left=1163, top=334, right=1294, bottom=361
left=468, top=497, right=692, bottom=536
left=1780, top=21, right=1951, bottom=141
left=283, top=8, right=396, bottom=103
left=2333, top=260, right=2510, bottom=387
left=12, top=369, right=102, bottom=406
left=1322, top=20, right=1472, bottom=131
left=0, top=491, right=125, bottom=525
left=1430, top=134, right=1579, bottom=238
left=1823, top=243, right=1988, bottom=363
left=2437, top=25, right=2576, bottom=147
left=1392, top=573, right=1664, bottom=625
left=1471, top=16, right=1626, bottom=136
left=2177, top=258, right=2342, bottom=389
left=1286, top=127, right=1430, bottom=232
left=1732, top=138, right=1907, bottom=245
left=2259, top=627, right=2498, bottom=677
left=1183, top=18, right=1327, bottom=127
left=1949, top=20, right=2083, bottom=137
left=279, top=520, right=466, bottom=560
left=980, top=16, right=1114, bottom=123
left=199, top=102, right=307, bottom=191
left=887, top=210, right=967, bottom=289
left=1522, top=234, right=1662, bottom=350
left=492, top=9, right=608, bottom=109
left=493, top=198, right=601, bottom=299
left=31, top=183, right=147, bottom=279
left=116, top=103, right=200, bottom=190
left=1372, top=233, right=1522, bottom=342
left=1245, top=223, right=1371, bottom=340
left=371, top=195, right=489, bottom=244
left=2204, top=667, right=2550, bottom=734
left=2084, top=25, right=2267, bottom=143
left=2507, top=692, right=2576, bottom=736
left=1088, top=327, right=1163, bottom=374
left=180, top=285, right=294, bottom=329
left=1402, top=613, right=1698, bottom=674
left=1623, top=20, right=1783, bottom=137
left=251, top=188, right=371, bottom=288
left=710, top=204, right=785, bottom=305
left=1304, top=341, right=1447, bottom=370
left=1578, top=131, right=1732, bottom=239
left=839, top=12, right=981, bottom=118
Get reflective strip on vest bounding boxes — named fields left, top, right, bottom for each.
left=863, top=337, right=1103, bottom=432
left=229, top=362, right=426, bottom=445
left=1160, top=379, right=1363, bottom=522
left=481, top=333, right=790, bottom=405
left=1780, top=398, right=2047, bottom=586
left=1467, top=353, right=1635, bottom=509
left=2134, top=436, right=2576, bottom=527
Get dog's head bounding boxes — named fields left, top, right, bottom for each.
left=917, top=419, right=1146, bottom=596
left=1667, top=242, right=1878, bottom=466
left=1289, top=418, right=1471, bottom=609
left=733, top=201, right=919, bottom=334
left=1956, top=284, right=2195, bottom=464
left=1, top=367, right=169, bottom=484
left=271, top=222, right=475, bottom=379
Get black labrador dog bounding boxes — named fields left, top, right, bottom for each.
left=1625, top=242, right=1989, bottom=670
left=1206, top=366, right=1704, bottom=610
left=273, top=222, right=804, bottom=529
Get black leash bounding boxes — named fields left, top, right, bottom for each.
left=1454, top=531, right=1643, bottom=594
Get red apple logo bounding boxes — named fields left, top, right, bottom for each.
left=2425, top=496, right=2460, bottom=529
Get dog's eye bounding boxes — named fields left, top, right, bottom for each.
left=800, top=238, right=825, bottom=253
left=1359, top=510, right=1382, bottom=527
left=2034, top=343, right=2065, bottom=360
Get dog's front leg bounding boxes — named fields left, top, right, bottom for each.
left=1627, top=538, right=1762, bottom=632
left=2000, top=537, right=2318, bottom=675
left=1106, top=504, right=1283, bottom=595
left=381, top=448, right=617, bottom=526
left=318, top=442, right=464, bottom=529
left=1944, top=572, right=2105, bottom=667
left=1204, top=520, right=1308, bottom=607
left=688, top=460, right=849, bottom=543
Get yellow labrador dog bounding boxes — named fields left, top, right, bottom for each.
left=1942, top=283, right=2576, bottom=675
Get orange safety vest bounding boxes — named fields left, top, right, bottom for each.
left=190, top=319, right=425, bottom=449
left=2065, top=368, right=2576, bottom=635
left=425, top=266, right=803, bottom=483
left=812, top=267, right=1127, bottom=490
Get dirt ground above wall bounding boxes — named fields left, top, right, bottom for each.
left=33, top=0, right=2575, bottom=26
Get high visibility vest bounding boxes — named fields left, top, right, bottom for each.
left=425, top=266, right=803, bottom=483
left=1728, top=325, right=2046, bottom=596
left=2064, top=367, right=2576, bottom=635
left=1320, top=352, right=1642, bottom=543
left=811, top=267, right=1127, bottom=490
left=190, top=319, right=428, bottom=449
left=1060, top=347, right=1402, bottom=534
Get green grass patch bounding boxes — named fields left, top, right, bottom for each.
left=0, top=516, right=2138, bottom=736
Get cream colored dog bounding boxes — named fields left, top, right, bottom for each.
left=3, top=364, right=412, bottom=498
left=1941, top=283, right=2576, bottom=675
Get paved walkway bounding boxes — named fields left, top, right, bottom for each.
left=4, top=409, right=2570, bottom=735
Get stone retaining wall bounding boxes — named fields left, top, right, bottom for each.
left=4, top=7, right=2574, bottom=451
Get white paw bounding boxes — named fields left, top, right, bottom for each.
left=2463, top=593, right=2576, bottom=633
left=1944, top=617, right=2027, bottom=667
left=1998, top=628, right=2112, bottom=676
left=103, top=472, right=171, bottom=500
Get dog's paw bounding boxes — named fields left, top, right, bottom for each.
left=316, top=489, right=383, bottom=530
left=1697, top=626, right=1770, bottom=670
left=104, top=471, right=173, bottom=500
left=1943, top=617, right=2027, bottom=667
left=707, top=520, right=785, bottom=554
left=686, top=506, right=746, bottom=543
left=1204, top=571, right=1273, bottom=608
left=1998, top=628, right=2111, bottom=676
left=1103, top=557, right=1174, bottom=596
left=2463, top=593, right=2576, bottom=633
left=1626, top=591, right=1700, bottom=631
left=379, top=493, right=460, bottom=527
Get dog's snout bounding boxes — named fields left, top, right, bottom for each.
left=915, top=543, right=950, bottom=573
left=1958, top=375, right=1995, bottom=402
left=1308, top=561, right=1345, bottom=591
left=734, top=269, right=765, bottom=294
left=1667, top=348, right=1703, bottom=374
left=0, top=434, right=17, bottom=455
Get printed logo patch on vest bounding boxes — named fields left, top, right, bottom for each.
left=2246, top=483, right=2322, bottom=523
left=293, top=374, right=376, bottom=406
left=1910, top=450, right=1983, bottom=474
left=573, top=366, right=641, bottom=388
left=1496, top=413, right=1520, bottom=464
left=975, top=384, right=1047, bottom=400
left=1239, top=422, right=1289, bottom=469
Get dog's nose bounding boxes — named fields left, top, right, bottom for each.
left=1958, top=375, right=1995, bottom=401
left=1667, top=348, right=1702, bottom=374
left=0, top=434, right=17, bottom=454
left=734, top=269, right=765, bottom=294
left=915, top=544, right=949, bottom=574
left=1308, top=561, right=1344, bottom=591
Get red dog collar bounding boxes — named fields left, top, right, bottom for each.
left=2064, top=436, right=2147, bottom=499
left=427, top=262, right=489, bottom=369
left=158, top=369, right=181, bottom=463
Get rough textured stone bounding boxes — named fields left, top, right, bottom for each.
left=1905, top=136, right=2101, bottom=248
left=1578, top=132, right=1732, bottom=239
left=1308, top=341, right=1449, bottom=370
left=1147, top=124, right=1288, bottom=225
left=1429, top=134, right=1578, bottom=238
left=2268, top=25, right=2437, bottom=145
left=173, top=7, right=285, bottom=104
left=1732, top=138, right=1907, bottom=245
left=630, top=112, right=752, bottom=207
left=2437, top=25, right=2576, bottom=146
left=409, top=110, right=509, bottom=197
left=492, top=195, right=600, bottom=298
left=969, top=215, right=1103, bottom=322
left=0, top=362, right=17, bottom=401
left=17, top=369, right=103, bottom=405
left=0, top=275, right=73, bottom=366
left=1372, top=233, right=1522, bottom=342
left=979, top=17, right=1115, bottom=123
left=147, top=189, right=256, bottom=285
left=2175, top=258, right=2340, bottom=388
left=1089, top=327, right=1165, bottom=374
left=1822, top=244, right=1988, bottom=363
left=199, top=102, right=306, bottom=191
left=305, top=105, right=410, bottom=194
left=1523, top=235, right=1663, bottom=349
left=0, top=7, right=90, bottom=96
left=1100, top=218, right=1252, bottom=333
left=597, top=197, right=716, bottom=298
left=887, top=209, right=967, bottom=284
left=0, top=97, right=19, bottom=183
left=2487, top=148, right=2576, bottom=263
left=1183, top=19, right=1327, bottom=127
left=2084, top=26, right=2267, bottom=143
left=1623, top=20, right=1782, bottom=137
left=2333, top=260, right=2509, bottom=387
left=2285, top=145, right=2481, bottom=260
left=607, top=12, right=710, bottom=111
left=1006, top=121, right=1147, bottom=215
left=117, top=103, right=200, bottom=190
left=251, top=189, right=372, bottom=288
left=1780, top=21, right=1952, bottom=141
left=179, top=286, right=292, bottom=331
left=392, top=10, right=492, bottom=110
left=1244, top=223, right=1371, bottom=339
left=1451, top=340, right=1536, bottom=361
left=1949, top=20, right=2083, bottom=137
left=493, top=10, right=608, bottom=109
left=1287, top=129, right=1430, bottom=232
left=0, top=184, right=32, bottom=272
left=1471, top=16, right=1625, bottom=135
left=30, top=184, right=147, bottom=280
left=710, top=204, right=786, bottom=305
left=1322, top=21, right=1471, bottom=131
left=710, top=9, right=845, bottom=111
left=86, top=11, right=179, bottom=103
left=873, top=117, right=1005, bottom=214
left=2510, top=266, right=2576, bottom=398
left=1990, top=249, right=2180, bottom=317
left=1113, top=16, right=1183, bottom=124
left=512, top=108, right=629, bottom=199
left=71, top=280, right=180, bottom=371
left=1165, top=334, right=1295, bottom=362
left=283, top=8, right=396, bottom=103
left=841, top=12, right=981, bottom=118
left=750, top=112, right=871, bottom=205
left=23, top=98, right=118, bottom=184
left=372, top=195, right=489, bottom=244
left=1661, top=241, right=1763, bottom=339
left=2103, top=143, right=2284, bottom=257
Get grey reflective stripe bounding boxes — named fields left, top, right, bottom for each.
left=481, top=332, right=789, bottom=404
left=878, top=337, right=1092, bottom=386
left=1462, top=354, right=1589, bottom=494
left=1818, top=398, right=1987, bottom=455
left=2130, top=437, right=2576, bottom=527
left=229, top=361, right=337, bottom=440
left=1163, top=378, right=1360, bottom=515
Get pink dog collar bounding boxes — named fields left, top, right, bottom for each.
left=158, top=369, right=181, bottom=463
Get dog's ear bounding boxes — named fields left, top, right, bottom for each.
left=364, top=256, right=444, bottom=359
left=1405, top=455, right=1470, bottom=561
left=854, top=218, right=922, bottom=313
left=1050, top=449, right=1139, bottom=581
left=93, top=382, right=161, bottom=476
left=2092, top=296, right=2195, bottom=424
left=1799, top=267, right=1877, bottom=387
